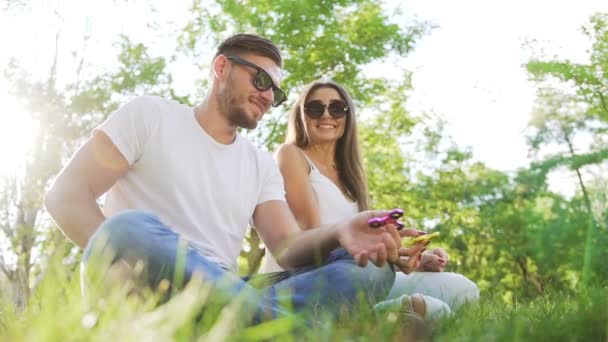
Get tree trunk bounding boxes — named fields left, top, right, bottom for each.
left=13, top=268, right=30, bottom=310
left=563, top=131, right=598, bottom=285
left=516, top=256, right=543, bottom=295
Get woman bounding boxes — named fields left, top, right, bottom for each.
left=261, top=80, right=460, bottom=320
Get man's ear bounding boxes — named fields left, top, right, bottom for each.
left=212, top=54, right=229, bottom=80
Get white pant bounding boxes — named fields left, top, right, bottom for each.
left=387, top=272, right=480, bottom=310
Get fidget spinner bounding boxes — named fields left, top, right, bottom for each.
left=368, top=208, right=405, bottom=230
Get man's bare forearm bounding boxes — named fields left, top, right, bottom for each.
left=45, top=183, right=105, bottom=249
left=275, top=223, right=342, bottom=269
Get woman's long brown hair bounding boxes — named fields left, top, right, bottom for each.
left=285, top=80, right=369, bottom=211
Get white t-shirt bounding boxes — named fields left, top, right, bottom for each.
left=97, top=95, right=285, bottom=271
left=261, top=152, right=358, bottom=272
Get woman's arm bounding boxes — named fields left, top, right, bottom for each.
left=275, top=144, right=321, bottom=230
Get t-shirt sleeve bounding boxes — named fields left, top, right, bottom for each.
left=257, top=153, right=286, bottom=205
left=94, top=96, right=159, bottom=166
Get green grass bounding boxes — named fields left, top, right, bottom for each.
left=1, top=262, right=606, bottom=341
left=434, top=287, right=608, bottom=342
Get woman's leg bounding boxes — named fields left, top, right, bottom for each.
left=388, top=271, right=480, bottom=310
left=374, top=292, right=451, bottom=322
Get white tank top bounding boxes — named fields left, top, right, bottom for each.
left=260, top=153, right=359, bottom=272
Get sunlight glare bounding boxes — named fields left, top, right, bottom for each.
left=0, top=93, right=40, bottom=178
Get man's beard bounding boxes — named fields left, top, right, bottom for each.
left=228, top=105, right=258, bottom=130
left=220, top=88, right=259, bottom=130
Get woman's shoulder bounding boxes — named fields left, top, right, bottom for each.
left=275, top=143, right=305, bottom=161
left=274, top=143, right=310, bottom=172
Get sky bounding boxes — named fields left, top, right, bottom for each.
left=1, top=0, right=608, bottom=193
left=388, top=0, right=608, bottom=195
left=396, top=0, right=606, bottom=170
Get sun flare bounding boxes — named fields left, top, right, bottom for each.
left=0, top=93, right=40, bottom=178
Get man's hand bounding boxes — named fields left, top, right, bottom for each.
left=336, top=210, right=402, bottom=267
left=417, top=247, right=448, bottom=272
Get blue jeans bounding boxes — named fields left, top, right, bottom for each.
left=82, top=210, right=395, bottom=322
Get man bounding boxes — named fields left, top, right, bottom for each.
left=45, top=33, right=411, bottom=321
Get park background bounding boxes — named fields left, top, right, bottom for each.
left=1, top=0, right=607, bottom=340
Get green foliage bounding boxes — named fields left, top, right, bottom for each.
left=525, top=12, right=608, bottom=288
left=72, top=35, right=188, bottom=126
left=193, top=0, right=430, bottom=100
left=361, top=78, right=607, bottom=297
left=527, top=14, right=608, bottom=122
left=1, top=256, right=606, bottom=341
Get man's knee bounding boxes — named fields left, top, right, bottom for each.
left=83, top=210, right=161, bottom=263
left=334, top=261, right=395, bottom=305
left=328, top=249, right=396, bottom=294
left=362, top=262, right=396, bottom=302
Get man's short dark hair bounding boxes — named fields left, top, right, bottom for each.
left=215, top=33, right=282, bottom=67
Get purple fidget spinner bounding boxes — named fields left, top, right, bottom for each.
left=368, top=208, right=404, bottom=229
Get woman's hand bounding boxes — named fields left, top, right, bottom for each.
left=417, top=247, right=448, bottom=272
left=400, top=228, right=427, bottom=239
left=391, top=226, right=429, bottom=274
left=393, top=244, right=426, bottom=274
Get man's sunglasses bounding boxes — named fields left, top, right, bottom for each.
left=226, top=56, right=287, bottom=107
left=304, top=100, right=349, bottom=119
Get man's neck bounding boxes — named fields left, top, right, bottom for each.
left=194, top=99, right=238, bottom=145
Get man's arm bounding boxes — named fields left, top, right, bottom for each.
left=253, top=200, right=401, bottom=269
left=44, top=131, right=129, bottom=248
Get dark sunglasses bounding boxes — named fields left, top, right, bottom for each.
left=304, top=100, right=349, bottom=119
left=226, top=56, right=287, bottom=107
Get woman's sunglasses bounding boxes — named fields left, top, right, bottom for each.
left=226, top=56, right=287, bottom=107
left=304, top=100, right=349, bottom=119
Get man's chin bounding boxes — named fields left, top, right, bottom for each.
left=241, top=121, right=258, bottom=130
left=228, top=109, right=259, bottom=130
left=240, top=113, right=259, bottom=130
left=236, top=116, right=259, bottom=130
left=244, top=110, right=264, bottom=129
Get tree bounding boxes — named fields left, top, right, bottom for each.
left=526, top=12, right=608, bottom=286
left=0, top=13, right=179, bottom=306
